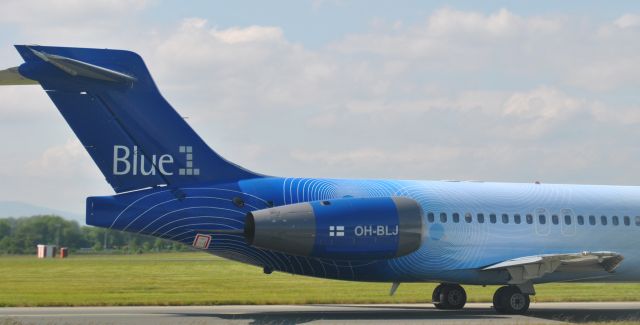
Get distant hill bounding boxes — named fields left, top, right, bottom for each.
left=0, top=201, right=84, bottom=224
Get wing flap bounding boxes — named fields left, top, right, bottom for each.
left=482, top=251, right=624, bottom=284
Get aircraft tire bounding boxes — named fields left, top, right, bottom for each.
left=494, top=286, right=530, bottom=314
left=432, top=284, right=447, bottom=309
left=434, top=283, right=466, bottom=310
left=492, top=286, right=508, bottom=313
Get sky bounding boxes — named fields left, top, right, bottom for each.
left=1, top=0, right=640, bottom=216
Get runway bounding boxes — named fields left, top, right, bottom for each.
left=2, top=302, right=640, bottom=324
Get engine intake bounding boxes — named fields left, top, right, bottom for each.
left=245, top=196, right=424, bottom=260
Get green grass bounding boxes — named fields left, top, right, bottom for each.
left=1, top=252, right=640, bottom=307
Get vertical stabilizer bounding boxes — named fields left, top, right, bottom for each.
left=12, top=45, right=261, bottom=192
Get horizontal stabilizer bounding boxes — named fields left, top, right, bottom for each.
left=483, top=251, right=624, bottom=284
left=0, top=67, right=38, bottom=85
left=28, top=47, right=136, bottom=84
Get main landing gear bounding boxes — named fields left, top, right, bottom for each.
left=431, top=283, right=531, bottom=314
left=432, top=283, right=467, bottom=309
left=492, top=285, right=530, bottom=314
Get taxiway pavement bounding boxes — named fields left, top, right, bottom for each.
left=2, top=302, right=640, bottom=324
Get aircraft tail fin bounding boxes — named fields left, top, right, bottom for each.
left=10, top=45, right=260, bottom=192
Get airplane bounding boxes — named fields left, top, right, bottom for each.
left=0, top=45, right=636, bottom=314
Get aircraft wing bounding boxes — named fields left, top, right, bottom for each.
left=482, top=251, right=624, bottom=284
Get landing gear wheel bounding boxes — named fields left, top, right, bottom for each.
left=493, top=286, right=530, bottom=314
left=432, top=284, right=446, bottom=309
left=492, top=286, right=509, bottom=313
left=433, top=284, right=467, bottom=310
left=441, top=284, right=467, bottom=310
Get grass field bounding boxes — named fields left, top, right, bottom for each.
left=1, top=252, right=640, bottom=307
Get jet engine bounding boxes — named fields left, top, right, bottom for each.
left=244, top=196, right=424, bottom=260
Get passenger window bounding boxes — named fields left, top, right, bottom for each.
left=589, top=215, right=596, bottom=225
left=601, top=216, right=607, bottom=226
left=490, top=214, right=497, bottom=224
left=514, top=214, right=521, bottom=224
left=427, top=212, right=435, bottom=223
left=502, top=214, right=509, bottom=224
left=552, top=214, right=559, bottom=225
left=577, top=215, right=584, bottom=225
left=624, top=216, right=630, bottom=226
left=636, top=216, right=640, bottom=226
left=539, top=214, right=546, bottom=224
left=526, top=214, right=533, bottom=224
left=612, top=216, right=619, bottom=226
left=564, top=215, right=571, bottom=225
left=478, top=213, right=485, bottom=223
left=465, top=213, right=472, bottom=223
left=440, top=212, right=447, bottom=223
left=452, top=213, right=460, bottom=223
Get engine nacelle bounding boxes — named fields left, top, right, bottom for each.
left=244, top=197, right=424, bottom=260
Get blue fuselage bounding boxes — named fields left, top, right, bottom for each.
left=88, top=177, right=640, bottom=285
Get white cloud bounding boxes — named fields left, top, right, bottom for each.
left=614, top=14, right=640, bottom=29
left=212, top=26, right=284, bottom=44
left=331, top=8, right=640, bottom=93
left=567, top=58, right=640, bottom=92
left=502, top=86, right=587, bottom=137
left=0, top=138, right=109, bottom=215
left=0, top=86, right=53, bottom=120
left=0, top=0, right=152, bottom=47
left=426, top=8, right=560, bottom=37
left=290, top=146, right=462, bottom=167
left=0, top=0, right=150, bottom=24
left=151, top=18, right=337, bottom=127
left=332, top=8, right=560, bottom=61
left=311, top=0, right=347, bottom=10
left=3, top=6, right=640, bottom=214
left=26, top=139, right=97, bottom=178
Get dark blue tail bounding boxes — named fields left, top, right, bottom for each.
left=15, top=45, right=260, bottom=192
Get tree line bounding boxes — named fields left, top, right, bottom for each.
left=0, top=215, right=187, bottom=254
